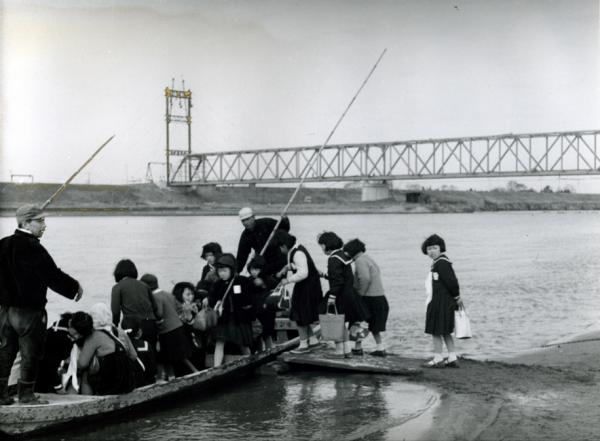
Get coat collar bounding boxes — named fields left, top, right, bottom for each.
left=329, top=249, right=352, bottom=265
left=432, top=254, right=451, bottom=266
left=15, top=229, right=39, bottom=241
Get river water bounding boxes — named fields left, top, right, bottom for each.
left=1, top=211, right=599, bottom=440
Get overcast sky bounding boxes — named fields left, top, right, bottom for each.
left=1, top=0, right=599, bottom=191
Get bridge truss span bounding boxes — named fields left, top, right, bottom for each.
left=167, top=129, right=600, bottom=186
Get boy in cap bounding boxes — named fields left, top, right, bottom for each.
left=0, top=204, right=83, bottom=404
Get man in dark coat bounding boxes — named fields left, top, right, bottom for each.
left=236, top=207, right=290, bottom=277
left=0, top=204, right=83, bottom=405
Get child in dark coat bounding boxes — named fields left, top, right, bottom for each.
left=206, top=253, right=255, bottom=366
left=422, top=234, right=464, bottom=368
left=318, top=231, right=370, bottom=358
left=197, top=242, right=222, bottom=295
left=247, top=256, right=279, bottom=350
left=121, top=316, right=157, bottom=386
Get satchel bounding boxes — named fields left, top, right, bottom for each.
left=193, top=305, right=218, bottom=331
left=264, top=288, right=281, bottom=311
left=277, top=286, right=292, bottom=311
left=454, top=306, right=472, bottom=339
left=319, top=305, right=346, bottom=342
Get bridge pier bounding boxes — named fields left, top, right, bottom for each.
left=361, top=181, right=390, bottom=201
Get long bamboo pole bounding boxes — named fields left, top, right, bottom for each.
left=217, top=50, right=386, bottom=316
left=41, top=135, right=116, bottom=210
left=259, top=48, right=387, bottom=256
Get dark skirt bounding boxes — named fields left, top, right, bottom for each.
left=137, top=317, right=158, bottom=351
left=256, top=307, right=276, bottom=337
left=158, top=326, right=193, bottom=363
left=425, top=292, right=456, bottom=336
left=213, top=319, right=254, bottom=347
left=290, top=288, right=321, bottom=326
left=88, top=351, right=136, bottom=395
left=334, top=290, right=370, bottom=325
left=362, top=296, right=389, bottom=333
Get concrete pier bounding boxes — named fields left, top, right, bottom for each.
left=361, top=181, right=390, bottom=201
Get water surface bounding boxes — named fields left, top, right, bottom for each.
left=2, top=211, right=598, bottom=440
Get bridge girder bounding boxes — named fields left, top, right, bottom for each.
left=167, top=129, right=600, bottom=186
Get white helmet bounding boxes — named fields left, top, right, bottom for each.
left=238, top=207, right=254, bottom=220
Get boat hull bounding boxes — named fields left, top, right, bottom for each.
left=0, top=339, right=298, bottom=437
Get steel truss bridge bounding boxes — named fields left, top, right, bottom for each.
left=167, top=129, right=600, bottom=186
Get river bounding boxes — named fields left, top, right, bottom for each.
left=1, top=211, right=599, bottom=440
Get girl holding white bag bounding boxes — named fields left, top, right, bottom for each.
left=422, top=234, right=464, bottom=368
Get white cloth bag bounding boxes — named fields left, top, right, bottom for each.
left=61, top=344, right=80, bottom=392
left=425, top=272, right=433, bottom=306
left=454, top=306, right=472, bottom=339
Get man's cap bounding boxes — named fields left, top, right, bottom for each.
left=238, top=207, right=254, bottom=220
left=16, top=204, right=46, bottom=224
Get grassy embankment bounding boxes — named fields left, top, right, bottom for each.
left=1, top=182, right=600, bottom=216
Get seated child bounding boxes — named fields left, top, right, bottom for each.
left=36, top=312, right=74, bottom=393
left=69, top=311, right=137, bottom=395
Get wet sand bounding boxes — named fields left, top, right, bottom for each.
left=413, top=334, right=600, bottom=441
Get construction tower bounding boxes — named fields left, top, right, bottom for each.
left=164, top=79, right=192, bottom=186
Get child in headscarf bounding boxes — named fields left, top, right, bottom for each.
left=89, top=303, right=137, bottom=361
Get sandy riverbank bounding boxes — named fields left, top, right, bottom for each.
left=411, top=333, right=600, bottom=441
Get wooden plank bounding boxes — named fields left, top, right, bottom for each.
left=281, top=346, right=422, bottom=376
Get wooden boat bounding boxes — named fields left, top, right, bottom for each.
left=0, top=337, right=298, bottom=438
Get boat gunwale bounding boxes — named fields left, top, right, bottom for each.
left=0, top=337, right=299, bottom=437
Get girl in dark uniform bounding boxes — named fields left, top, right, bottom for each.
left=206, top=253, right=255, bottom=367
left=197, top=242, right=222, bottom=295
left=247, top=256, right=278, bottom=350
left=318, top=232, right=369, bottom=358
left=275, top=230, right=323, bottom=354
left=422, top=234, right=464, bottom=368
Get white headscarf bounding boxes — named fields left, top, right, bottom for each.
left=88, top=302, right=137, bottom=361
left=89, top=303, right=114, bottom=333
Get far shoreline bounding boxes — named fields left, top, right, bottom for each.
left=2, top=182, right=600, bottom=217
left=1, top=205, right=599, bottom=217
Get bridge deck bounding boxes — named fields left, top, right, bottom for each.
left=166, top=129, right=600, bottom=186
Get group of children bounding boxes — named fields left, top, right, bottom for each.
left=42, top=219, right=438, bottom=396
left=40, top=226, right=465, bottom=398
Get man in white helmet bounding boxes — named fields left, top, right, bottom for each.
left=236, top=207, right=290, bottom=277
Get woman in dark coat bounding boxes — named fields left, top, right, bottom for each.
left=422, top=234, right=464, bottom=368
left=275, top=230, right=323, bottom=353
left=318, top=232, right=369, bottom=358
left=206, top=253, right=255, bottom=367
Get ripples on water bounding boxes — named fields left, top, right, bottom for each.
left=2, top=211, right=599, bottom=439
left=36, top=373, right=436, bottom=441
